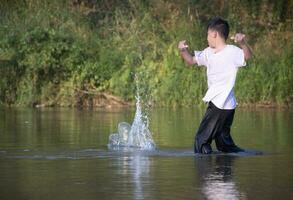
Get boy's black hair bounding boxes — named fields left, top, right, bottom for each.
left=207, top=17, right=229, bottom=40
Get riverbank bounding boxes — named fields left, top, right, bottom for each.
left=1, top=93, right=291, bottom=110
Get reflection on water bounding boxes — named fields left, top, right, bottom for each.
left=196, top=156, right=245, bottom=200
left=117, top=155, right=151, bottom=200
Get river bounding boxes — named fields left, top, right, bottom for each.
left=0, top=107, right=292, bottom=200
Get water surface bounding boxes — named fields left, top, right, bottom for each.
left=0, top=107, right=292, bottom=200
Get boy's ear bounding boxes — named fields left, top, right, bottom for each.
left=213, top=31, right=218, bottom=38
left=209, top=30, right=217, bottom=38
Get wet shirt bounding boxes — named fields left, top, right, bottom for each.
left=193, top=45, right=246, bottom=109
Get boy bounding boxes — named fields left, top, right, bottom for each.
left=178, top=17, right=252, bottom=154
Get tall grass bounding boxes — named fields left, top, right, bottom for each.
left=0, top=0, right=292, bottom=107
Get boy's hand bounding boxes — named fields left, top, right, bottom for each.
left=178, top=40, right=189, bottom=51
left=230, top=33, right=246, bottom=45
left=178, top=40, right=195, bottom=66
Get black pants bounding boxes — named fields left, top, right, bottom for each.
left=194, top=102, right=242, bottom=154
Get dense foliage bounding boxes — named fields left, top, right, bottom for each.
left=0, top=0, right=292, bottom=107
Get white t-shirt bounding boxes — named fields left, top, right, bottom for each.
left=193, top=45, right=246, bottom=109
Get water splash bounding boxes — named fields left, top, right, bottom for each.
left=108, top=76, right=156, bottom=150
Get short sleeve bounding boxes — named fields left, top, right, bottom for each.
left=234, top=47, right=246, bottom=67
left=193, top=48, right=208, bottom=67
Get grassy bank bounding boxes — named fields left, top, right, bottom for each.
left=0, top=0, right=292, bottom=107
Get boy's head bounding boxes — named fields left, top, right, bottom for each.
left=206, top=17, right=229, bottom=48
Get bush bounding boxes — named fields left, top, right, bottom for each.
left=0, top=0, right=292, bottom=107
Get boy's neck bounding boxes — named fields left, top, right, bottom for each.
left=214, top=39, right=227, bottom=53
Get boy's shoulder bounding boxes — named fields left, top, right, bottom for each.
left=202, top=46, right=213, bottom=54
left=203, top=45, right=241, bottom=53
left=226, top=44, right=242, bottom=52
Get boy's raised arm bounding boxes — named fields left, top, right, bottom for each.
left=178, top=40, right=197, bottom=66
left=232, top=33, right=253, bottom=61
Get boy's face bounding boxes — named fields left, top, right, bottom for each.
left=207, top=29, right=217, bottom=48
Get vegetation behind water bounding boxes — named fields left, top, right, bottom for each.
left=0, top=0, right=292, bottom=107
